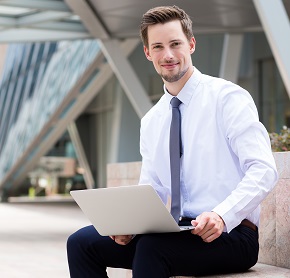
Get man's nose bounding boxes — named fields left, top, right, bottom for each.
left=163, top=47, right=174, bottom=60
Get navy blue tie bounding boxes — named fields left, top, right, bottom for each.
left=170, top=97, right=182, bottom=223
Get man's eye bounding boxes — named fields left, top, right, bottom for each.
left=172, top=42, right=181, bottom=47
left=153, top=45, right=162, bottom=49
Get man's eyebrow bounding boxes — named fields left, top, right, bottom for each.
left=151, top=39, right=182, bottom=46
left=151, top=42, right=162, bottom=46
left=169, top=39, right=182, bottom=43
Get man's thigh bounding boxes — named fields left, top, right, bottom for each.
left=70, top=225, right=258, bottom=276
left=135, top=225, right=259, bottom=277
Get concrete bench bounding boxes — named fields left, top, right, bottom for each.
left=106, top=151, right=290, bottom=277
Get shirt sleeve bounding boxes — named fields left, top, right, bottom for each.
left=212, top=86, right=278, bottom=232
left=138, top=118, right=169, bottom=205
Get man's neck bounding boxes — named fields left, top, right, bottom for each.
left=164, top=67, right=194, bottom=96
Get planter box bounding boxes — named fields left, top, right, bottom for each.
left=259, top=151, right=290, bottom=268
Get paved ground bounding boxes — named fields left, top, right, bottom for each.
left=2, top=199, right=290, bottom=278
left=0, top=200, right=91, bottom=278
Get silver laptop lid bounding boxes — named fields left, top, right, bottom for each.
left=70, top=185, right=183, bottom=236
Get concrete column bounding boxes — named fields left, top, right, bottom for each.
left=219, top=33, right=243, bottom=83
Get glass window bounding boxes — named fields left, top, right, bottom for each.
left=258, top=58, right=290, bottom=132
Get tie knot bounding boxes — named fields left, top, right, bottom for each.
left=170, top=97, right=182, bottom=108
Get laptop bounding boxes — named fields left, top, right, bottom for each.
left=70, top=184, right=194, bottom=236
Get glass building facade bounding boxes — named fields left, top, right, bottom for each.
left=0, top=40, right=100, bottom=199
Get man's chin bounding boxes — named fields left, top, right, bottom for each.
left=161, top=74, right=182, bottom=83
left=160, top=68, right=188, bottom=83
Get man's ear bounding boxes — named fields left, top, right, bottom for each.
left=144, top=46, right=152, bottom=61
left=189, top=37, right=196, bottom=54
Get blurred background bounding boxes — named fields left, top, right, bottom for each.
left=0, top=0, right=290, bottom=201
left=0, top=1, right=290, bottom=276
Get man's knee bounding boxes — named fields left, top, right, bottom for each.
left=67, top=225, right=94, bottom=253
left=67, top=231, right=78, bottom=252
left=67, top=230, right=82, bottom=257
left=135, top=234, right=164, bottom=257
left=133, top=235, right=171, bottom=277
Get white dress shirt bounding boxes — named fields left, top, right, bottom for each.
left=139, top=67, right=278, bottom=232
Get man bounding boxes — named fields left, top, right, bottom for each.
left=67, top=5, right=278, bottom=277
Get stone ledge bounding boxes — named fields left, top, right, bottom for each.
left=173, top=263, right=290, bottom=278
left=108, top=263, right=290, bottom=277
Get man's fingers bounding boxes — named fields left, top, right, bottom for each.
left=191, top=225, right=221, bottom=242
left=190, top=212, right=224, bottom=242
left=203, top=226, right=223, bottom=242
left=113, top=235, right=134, bottom=245
left=191, top=218, right=209, bottom=235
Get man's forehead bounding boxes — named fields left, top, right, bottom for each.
left=147, top=21, right=185, bottom=45
left=147, top=20, right=182, bottom=33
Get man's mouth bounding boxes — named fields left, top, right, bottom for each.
left=161, top=62, right=179, bottom=70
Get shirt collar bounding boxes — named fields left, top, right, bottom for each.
left=164, top=67, right=202, bottom=108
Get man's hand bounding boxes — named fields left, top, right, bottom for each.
left=191, top=212, right=224, bottom=243
left=109, top=235, right=134, bottom=245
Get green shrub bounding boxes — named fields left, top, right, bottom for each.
left=269, top=126, right=290, bottom=152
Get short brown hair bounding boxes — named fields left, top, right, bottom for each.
left=140, top=5, right=193, bottom=48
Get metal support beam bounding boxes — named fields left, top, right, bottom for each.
left=98, top=39, right=152, bottom=119
left=0, top=0, right=70, bottom=11
left=32, top=22, right=87, bottom=32
left=67, top=122, right=95, bottom=189
left=219, top=33, right=243, bottom=83
left=253, top=0, right=290, bottom=98
left=0, top=16, right=15, bottom=26
left=64, top=0, right=109, bottom=39
left=0, top=28, right=91, bottom=42
left=65, top=0, right=152, bottom=118
left=18, top=11, right=71, bottom=26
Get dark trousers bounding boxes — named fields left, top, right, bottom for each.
left=67, top=224, right=259, bottom=278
